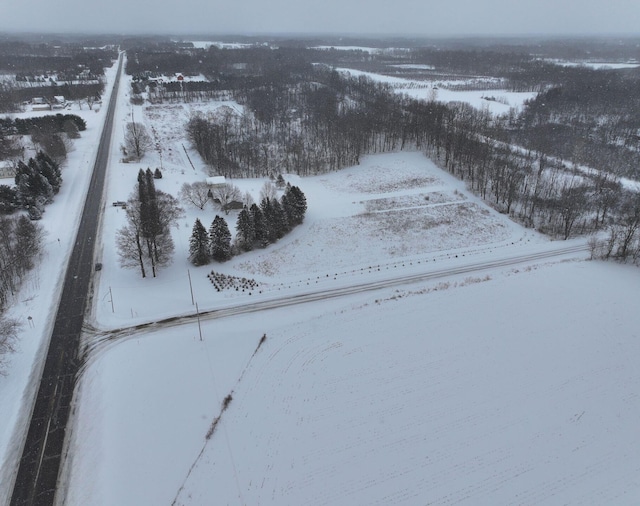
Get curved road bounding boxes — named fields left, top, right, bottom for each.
left=10, top=54, right=123, bottom=506
left=81, top=242, right=589, bottom=367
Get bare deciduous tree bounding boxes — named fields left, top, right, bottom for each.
left=117, top=181, right=184, bottom=278
left=179, top=181, right=211, bottom=210
left=259, top=181, right=278, bottom=203
left=211, top=183, right=242, bottom=215
left=123, top=121, right=152, bottom=161
left=242, top=191, right=255, bottom=209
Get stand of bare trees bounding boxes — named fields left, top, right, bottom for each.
left=117, top=169, right=184, bottom=277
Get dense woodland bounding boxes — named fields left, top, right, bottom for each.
left=126, top=39, right=640, bottom=261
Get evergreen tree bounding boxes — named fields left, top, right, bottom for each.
left=281, top=192, right=293, bottom=229
left=154, top=167, right=163, bottom=179
left=15, top=159, right=52, bottom=209
left=250, top=203, right=268, bottom=248
left=14, top=215, right=42, bottom=271
left=260, top=197, right=275, bottom=243
left=285, top=185, right=307, bottom=225
left=270, top=197, right=288, bottom=239
left=118, top=188, right=183, bottom=278
left=35, top=151, right=62, bottom=194
left=0, top=185, right=18, bottom=214
left=136, top=168, right=165, bottom=276
left=235, top=206, right=256, bottom=251
left=209, top=215, right=232, bottom=261
left=189, top=218, right=210, bottom=266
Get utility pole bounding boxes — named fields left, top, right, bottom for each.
left=188, top=269, right=194, bottom=305
left=195, top=302, right=203, bottom=341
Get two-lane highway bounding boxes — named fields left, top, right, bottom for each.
left=9, top=54, right=123, bottom=506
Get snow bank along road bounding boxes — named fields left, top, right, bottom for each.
left=81, top=241, right=589, bottom=367
left=9, top=54, right=124, bottom=506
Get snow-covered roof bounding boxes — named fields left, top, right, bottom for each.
left=205, top=176, right=226, bottom=186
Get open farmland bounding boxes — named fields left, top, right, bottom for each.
left=62, top=119, right=640, bottom=505
left=65, top=256, right=640, bottom=506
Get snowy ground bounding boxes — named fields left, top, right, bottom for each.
left=92, top=149, right=542, bottom=328
left=64, top=258, right=640, bottom=506
left=0, top=58, right=120, bottom=504
left=336, top=67, right=537, bottom=115
left=2, top=53, right=640, bottom=506
left=65, top=74, right=639, bottom=504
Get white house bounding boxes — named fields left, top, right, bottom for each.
left=205, top=176, right=226, bottom=187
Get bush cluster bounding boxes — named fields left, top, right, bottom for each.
left=207, top=271, right=259, bottom=293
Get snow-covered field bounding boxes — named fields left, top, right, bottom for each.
left=93, top=147, right=541, bottom=328
left=546, top=59, right=640, bottom=70
left=336, top=68, right=537, bottom=115
left=2, top=52, right=640, bottom=506
left=64, top=258, right=640, bottom=506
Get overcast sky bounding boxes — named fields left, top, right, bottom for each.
left=1, top=0, right=638, bottom=36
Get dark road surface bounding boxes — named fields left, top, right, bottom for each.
left=9, top=54, right=123, bottom=506
left=81, top=242, right=588, bottom=365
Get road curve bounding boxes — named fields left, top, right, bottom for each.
left=9, top=54, right=123, bottom=506
left=81, top=241, right=589, bottom=366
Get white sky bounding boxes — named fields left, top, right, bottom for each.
left=0, top=0, right=638, bottom=36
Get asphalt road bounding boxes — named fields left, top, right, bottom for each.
left=81, top=241, right=589, bottom=365
left=9, top=54, right=123, bottom=506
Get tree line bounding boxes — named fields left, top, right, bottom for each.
left=0, top=114, right=86, bottom=136
left=0, top=214, right=42, bottom=374
left=189, top=184, right=307, bottom=266
left=0, top=214, right=43, bottom=311
left=0, top=151, right=62, bottom=219
left=183, top=61, right=640, bottom=250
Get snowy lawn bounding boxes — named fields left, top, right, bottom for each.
left=92, top=151, right=540, bottom=328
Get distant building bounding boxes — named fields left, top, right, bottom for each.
left=52, top=96, right=66, bottom=108
left=0, top=161, right=15, bottom=179
left=206, top=176, right=226, bottom=187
